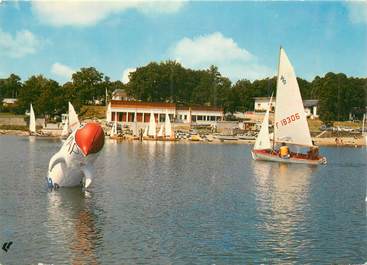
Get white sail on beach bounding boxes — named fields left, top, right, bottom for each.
left=274, top=48, right=313, bottom=147
left=148, top=112, right=156, bottom=137
left=254, top=96, right=272, bottom=150
left=143, top=126, right=148, bottom=137
left=110, top=120, right=117, bottom=137
left=132, top=112, right=138, bottom=136
left=157, top=125, right=164, bottom=137
left=68, top=102, right=80, bottom=132
left=29, top=104, right=36, bottom=134
left=164, top=112, right=172, bottom=138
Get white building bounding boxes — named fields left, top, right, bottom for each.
left=2, top=98, right=17, bottom=106
left=254, top=97, right=318, bottom=119
left=106, top=100, right=223, bottom=125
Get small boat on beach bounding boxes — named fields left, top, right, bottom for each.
left=251, top=47, right=327, bottom=165
left=29, top=103, right=36, bottom=135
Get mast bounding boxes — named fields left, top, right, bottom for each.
left=272, top=46, right=282, bottom=151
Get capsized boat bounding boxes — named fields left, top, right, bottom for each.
left=29, top=103, right=36, bottom=135
left=251, top=47, right=327, bottom=165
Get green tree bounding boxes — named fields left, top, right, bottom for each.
left=0, top=74, right=22, bottom=98
left=71, top=67, right=105, bottom=104
left=17, top=75, right=62, bottom=117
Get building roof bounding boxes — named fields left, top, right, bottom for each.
left=177, top=105, right=223, bottom=112
left=110, top=100, right=176, bottom=109
left=2, top=98, right=17, bottom=104
left=303, top=100, right=319, bottom=107
left=254, top=97, right=318, bottom=107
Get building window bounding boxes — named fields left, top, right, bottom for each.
left=184, top=115, right=187, bottom=120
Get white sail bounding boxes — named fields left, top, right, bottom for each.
left=274, top=48, right=313, bottom=147
left=68, top=102, right=80, bottom=132
left=29, top=104, right=36, bottom=134
left=143, top=126, right=148, bottom=137
left=110, top=120, right=117, bottom=137
left=254, top=96, right=272, bottom=150
left=148, top=112, right=156, bottom=137
left=106, top=102, right=111, bottom=121
left=132, top=112, right=138, bottom=136
left=165, top=112, right=172, bottom=138
left=157, top=125, right=163, bottom=137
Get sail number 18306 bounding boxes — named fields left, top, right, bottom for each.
left=276, top=113, right=300, bottom=128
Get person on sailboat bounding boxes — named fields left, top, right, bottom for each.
left=279, top=142, right=290, bottom=158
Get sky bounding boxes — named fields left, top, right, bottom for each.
left=0, top=1, right=366, bottom=84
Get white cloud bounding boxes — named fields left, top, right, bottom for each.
left=346, top=2, right=367, bottom=24
left=31, top=1, right=185, bottom=27
left=51, top=62, right=74, bottom=80
left=0, top=28, right=41, bottom=58
left=169, top=32, right=273, bottom=81
left=122, top=67, right=136, bottom=84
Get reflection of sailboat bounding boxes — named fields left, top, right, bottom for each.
left=252, top=48, right=326, bottom=165
left=29, top=103, right=36, bottom=135
left=254, top=162, right=315, bottom=258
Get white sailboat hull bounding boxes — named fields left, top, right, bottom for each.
left=251, top=149, right=326, bottom=165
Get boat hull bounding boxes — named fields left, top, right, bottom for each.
left=251, top=149, right=327, bottom=165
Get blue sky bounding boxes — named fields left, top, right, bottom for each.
left=0, top=1, right=366, bottom=84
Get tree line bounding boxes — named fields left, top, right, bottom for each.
left=0, top=61, right=366, bottom=123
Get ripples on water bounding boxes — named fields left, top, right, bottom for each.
left=0, top=136, right=366, bottom=264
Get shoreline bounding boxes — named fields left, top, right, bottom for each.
left=1, top=129, right=366, bottom=147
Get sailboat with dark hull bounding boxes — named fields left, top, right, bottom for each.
left=251, top=48, right=327, bottom=165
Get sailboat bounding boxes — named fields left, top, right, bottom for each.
left=147, top=112, right=156, bottom=138
left=251, top=47, right=327, bottom=165
left=143, top=126, right=148, bottom=138
left=61, top=102, right=80, bottom=138
left=110, top=120, right=118, bottom=138
left=157, top=124, right=164, bottom=138
left=68, top=102, right=80, bottom=132
left=29, top=103, right=36, bottom=135
left=164, top=112, right=174, bottom=140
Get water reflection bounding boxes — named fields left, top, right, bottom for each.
left=253, top=161, right=316, bottom=260
left=47, top=189, right=100, bottom=265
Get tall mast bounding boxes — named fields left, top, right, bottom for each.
left=272, top=46, right=282, bottom=151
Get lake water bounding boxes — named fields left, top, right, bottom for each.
left=0, top=136, right=366, bottom=265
